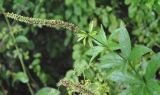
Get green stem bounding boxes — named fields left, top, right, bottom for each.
left=88, top=34, right=144, bottom=81
left=3, top=11, right=34, bottom=95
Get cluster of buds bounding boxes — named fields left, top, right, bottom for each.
left=4, top=12, right=80, bottom=32
left=58, top=80, right=94, bottom=95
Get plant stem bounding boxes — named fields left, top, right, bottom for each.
left=88, top=34, right=144, bottom=81
left=3, top=11, right=34, bottom=95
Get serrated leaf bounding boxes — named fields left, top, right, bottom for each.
left=107, top=71, right=140, bottom=84
left=145, top=53, right=160, bottom=79
left=35, top=87, right=60, bottom=95
left=131, top=84, right=150, bottom=95
left=13, top=72, right=29, bottom=84
left=118, top=25, right=131, bottom=59
left=86, top=46, right=105, bottom=63
left=74, top=59, right=89, bottom=76
left=84, top=69, right=95, bottom=80
left=147, top=79, right=160, bottom=94
left=64, top=70, right=79, bottom=83
left=107, top=29, right=120, bottom=50
left=98, top=52, right=124, bottom=69
left=94, top=26, right=107, bottom=45
left=129, top=45, right=152, bottom=63
left=16, top=35, right=29, bottom=43
left=107, top=40, right=120, bottom=50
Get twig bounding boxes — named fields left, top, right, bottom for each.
left=2, top=11, right=34, bottom=95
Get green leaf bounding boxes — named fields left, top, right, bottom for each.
left=128, top=5, right=137, bottom=18
left=64, top=70, right=79, bottom=83
left=16, top=35, right=29, bottom=43
left=147, top=79, right=160, bottom=94
left=65, top=10, right=72, bottom=19
left=13, top=72, right=29, bottom=84
left=33, top=53, right=42, bottom=58
left=74, top=5, right=81, bottom=16
left=145, top=53, right=160, bottom=79
left=77, top=30, right=87, bottom=39
left=88, top=0, right=96, bottom=9
left=74, top=60, right=89, bottom=76
left=14, top=0, right=25, bottom=5
left=102, top=15, right=109, bottom=27
left=107, top=40, right=120, bottom=50
left=84, top=69, right=95, bottom=80
left=35, top=87, right=60, bottom=95
left=98, top=52, right=124, bottom=69
left=29, top=59, right=40, bottom=69
left=129, top=45, right=152, bottom=63
left=65, top=0, right=73, bottom=6
left=94, top=26, right=107, bottom=45
left=83, top=37, right=86, bottom=46
left=86, top=46, right=104, bottom=63
left=124, top=0, right=131, bottom=5
left=118, top=25, right=131, bottom=59
left=89, top=21, right=94, bottom=32
left=107, top=71, right=140, bottom=84
left=107, top=28, right=120, bottom=50
left=145, top=0, right=155, bottom=9
left=131, top=84, right=150, bottom=95
left=119, top=88, right=131, bottom=95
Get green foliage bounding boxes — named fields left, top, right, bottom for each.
left=35, top=87, right=60, bottom=95
left=65, top=25, right=159, bottom=95
left=126, top=0, right=160, bottom=46
left=29, top=53, right=49, bottom=84
left=13, top=72, right=29, bottom=84
left=0, top=0, right=160, bottom=95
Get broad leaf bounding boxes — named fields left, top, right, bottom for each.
left=107, top=40, right=121, bottom=50
left=118, top=26, right=131, bottom=59
left=98, top=52, right=124, bottom=69
left=86, top=46, right=105, bottom=63
left=64, top=70, right=79, bottom=83
left=16, top=35, right=29, bottom=43
left=13, top=72, right=29, bottom=84
left=107, top=71, right=140, bottom=84
left=145, top=53, right=160, bottom=79
left=129, top=45, right=152, bottom=63
left=109, top=25, right=131, bottom=58
left=35, top=87, right=60, bottom=95
left=94, top=26, right=107, bottom=45
left=147, top=79, right=160, bottom=95
left=131, top=84, right=150, bottom=95
left=74, top=59, right=89, bottom=76
left=107, top=28, right=120, bottom=50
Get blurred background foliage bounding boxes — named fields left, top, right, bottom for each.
left=0, top=0, right=160, bottom=95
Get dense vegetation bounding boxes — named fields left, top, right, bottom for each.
left=0, top=0, right=160, bottom=95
